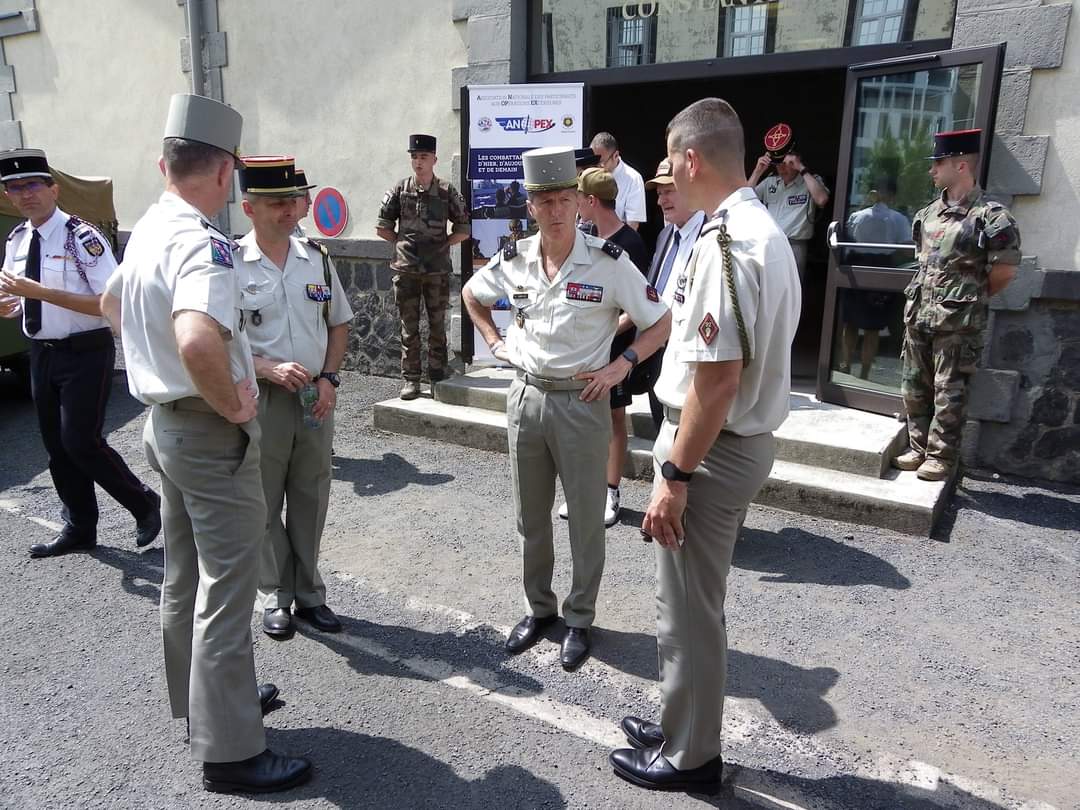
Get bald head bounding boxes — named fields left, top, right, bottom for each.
left=666, top=98, right=745, bottom=174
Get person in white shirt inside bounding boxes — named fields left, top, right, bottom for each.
left=590, top=132, right=647, bottom=231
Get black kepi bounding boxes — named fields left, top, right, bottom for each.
left=0, top=148, right=52, bottom=182
left=928, top=129, right=982, bottom=159
left=409, top=134, right=437, bottom=153
left=239, top=155, right=301, bottom=196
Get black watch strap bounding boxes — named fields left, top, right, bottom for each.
left=621, top=347, right=639, bottom=367
left=319, top=372, right=341, bottom=388
left=661, top=460, right=694, bottom=482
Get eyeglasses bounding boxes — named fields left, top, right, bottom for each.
left=5, top=180, right=49, bottom=195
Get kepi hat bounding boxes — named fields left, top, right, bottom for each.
left=409, top=134, right=437, bottom=153
left=928, top=129, right=982, bottom=159
left=645, top=157, right=674, bottom=190
left=522, top=146, right=578, bottom=193
left=574, top=148, right=601, bottom=169
left=163, top=93, right=243, bottom=157
left=764, top=122, right=794, bottom=163
left=0, top=148, right=52, bottom=182
left=294, top=168, right=316, bottom=191
left=239, top=155, right=302, bottom=197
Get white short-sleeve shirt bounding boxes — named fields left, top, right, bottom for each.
left=107, top=191, right=256, bottom=405
left=612, top=159, right=647, bottom=226
left=236, top=232, right=354, bottom=377
left=2, top=206, right=116, bottom=339
left=464, top=229, right=668, bottom=378
left=653, top=187, right=801, bottom=436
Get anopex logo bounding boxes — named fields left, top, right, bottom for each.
left=496, top=117, right=557, bottom=134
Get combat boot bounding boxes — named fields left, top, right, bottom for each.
left=400, top=381, right=421, bottom=400
left=892, top=449, right=924, bottom=471
left=916, top=458, right=952, bottom=481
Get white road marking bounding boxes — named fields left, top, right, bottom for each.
left=1, top=500, right=63, bottom=532
left=27, top=516, right=63, bottom=532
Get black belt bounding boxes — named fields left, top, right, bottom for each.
left=34, top=327, right=113, bottom=352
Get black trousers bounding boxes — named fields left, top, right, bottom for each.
left=30, top=330, right=154, bottom=539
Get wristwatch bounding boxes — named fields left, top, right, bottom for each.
left=621, top=348, right=639, bottom=367
left=799, top=167, right=810, bottom=176
left=661, top=461, right=694, bottom=482
left=318, top=372, right=341, bottom=388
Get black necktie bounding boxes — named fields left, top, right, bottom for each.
left=24, top=230, right=42, bottom=335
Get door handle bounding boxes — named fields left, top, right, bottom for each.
left=827, top=221, right=917, bottom=252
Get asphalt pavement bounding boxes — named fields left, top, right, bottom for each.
left=0, top=370, right=1076, bottom=810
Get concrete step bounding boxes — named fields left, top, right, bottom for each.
left=435, top=370, right=907, bottom=478
left=372, top=396, right=949, bottom=536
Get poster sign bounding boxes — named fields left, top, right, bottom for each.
left=466, top=83, right=584, bottom=365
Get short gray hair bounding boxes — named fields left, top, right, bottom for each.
left=666, top=99, right=745, bottom=172
left=590, top=132, right=618, bottom=152
left=163, top=137, right=233, bottom=181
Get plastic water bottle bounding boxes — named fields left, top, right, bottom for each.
left=299, top=382, right=321, bottom=429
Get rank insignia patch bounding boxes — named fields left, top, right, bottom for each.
left=81, top=235, right=105, bottom=257
left=645, top=285, right=659, bottom=302
left=305, top=284, right=332, bottom=302
left=698, top=312, right=719, bottom=345
left=565, top=282, right=603, bottom=303
left=209, top=237, right=233, bottom=268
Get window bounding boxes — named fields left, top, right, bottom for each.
left=851, top=0, right=912, bottom=46
left=606, top=5, right=658, bottom=68
left=717, top=2, right=777, bottom=59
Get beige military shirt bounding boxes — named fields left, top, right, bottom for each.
left=236, top=233, right=354, bottom=378
left=106, top=191, right=256, bottom=406
left=754, top=172, right=827, bottom=241
left=654, top=188, right=801, bottom=436
left=465, top=229, right=668, bottom=378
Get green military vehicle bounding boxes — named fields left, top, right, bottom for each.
left=0, top=170, right=118, bottom=394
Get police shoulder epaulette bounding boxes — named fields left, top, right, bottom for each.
left=304, top=236, right=329, bottom=256
left=502, top=240, right=518, bottom=260
left=7, top=222, right=25, bottom=240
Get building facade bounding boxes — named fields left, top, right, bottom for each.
left=0, top=0, right=1076, bottom=481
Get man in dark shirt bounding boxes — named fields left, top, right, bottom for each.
left=557, top=167, right=651, bottom=527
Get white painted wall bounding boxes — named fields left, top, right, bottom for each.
left=219, top=0, right=467, bottom=239
left=4, top=1, right=189, bottom=229
left=1011, top=0, right=1080, bottom=272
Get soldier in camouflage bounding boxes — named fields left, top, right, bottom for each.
left=893, top=129, right=1021, bottom=481
left=376, top=133, right=470, bottom=400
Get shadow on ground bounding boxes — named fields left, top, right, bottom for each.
left=262, top=726, right=567, bottom=809
left=332, top=452, right=455, bottom=497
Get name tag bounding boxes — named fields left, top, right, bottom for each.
left=787, top=193, right=809, bottom=206
left=306, top=283, right=332, bottom=302
left=565, top=282, right=603, bottom=303
left=512, top=291, right=530, bottom=301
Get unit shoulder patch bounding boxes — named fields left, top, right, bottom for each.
left=645, top=284, right=659, bottom=303
left=698, top=312, right=719, bottom=345
left=209, top=236, right=234, bottom=268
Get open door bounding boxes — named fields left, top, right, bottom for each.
left=817, top=43, right=1006, bottom=415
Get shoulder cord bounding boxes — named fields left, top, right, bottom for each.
left=684, top=222, right=751, bottom=368
left=62, top=226, right=91, bottom=285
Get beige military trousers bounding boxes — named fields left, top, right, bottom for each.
left=144, top=398, right=266, bottom=763
left=506, top=375, right=611, bottom=628
left=652, top=413, right=775, bottom=770
left=256, top=381, right=333, bottom=610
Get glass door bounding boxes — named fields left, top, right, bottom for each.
left=817, top=44, right=1006, bottom=415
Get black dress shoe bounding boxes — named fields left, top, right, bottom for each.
left=610, top=744, right=721, bottom=793
left=258, top=683, right=279, bottom=714
left=202, top=748, right=312, bottom=794
left=621, top=716, right=665, bottom=749
left=294, top=604, right=342, bottom=633
left=135, top=492, right=162, bottom=548
left=263, top=608, right=294, bottom=640
left=505, top=614, right=557, bottom=654
left=560, top=626, right=590, bottom=671
left=29, top=533, right=96, bottom=559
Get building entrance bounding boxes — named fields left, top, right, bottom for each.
left=588, top=67, right=847, bottom=382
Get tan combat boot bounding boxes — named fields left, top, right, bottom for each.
left=400, top=380, right=421, bottom=401
left=916, top=458, right=952, bottom=481
left=892, top=448, right=924, bottom=471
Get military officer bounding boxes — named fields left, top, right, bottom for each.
left=376, top=134, right=470, bottom=400
left=292, top=167, right=315, bottom=236
left=100, top=94, right=310, bottom=794
left=893, top=129, right=1020, bottom=481
left=609, top=98, right=801, bottom=792
left=235, top=155, right=354, bottom=640
left=0, top=148, right=161, bottom=558
left=462, top=146, right=670, bottom=672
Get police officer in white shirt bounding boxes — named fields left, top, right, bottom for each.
left=748, top=129, right=829, bottom=282
left=609, top=99, right=801, bottom=793
left=463, top=146, right=670, bottom=672
left=643, top=157, right=706, bottom=428
left=234, top=155, right=353, bottom=641
left=0, top=148, right=160, bottom=558
left=100, top=94, right=310, bottom=794
left=591, top=132, right=647, bottom=230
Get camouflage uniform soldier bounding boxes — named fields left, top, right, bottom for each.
left=893, top=129, right=1021, bottom=481
left=376, top=134, right=470, bottom=400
